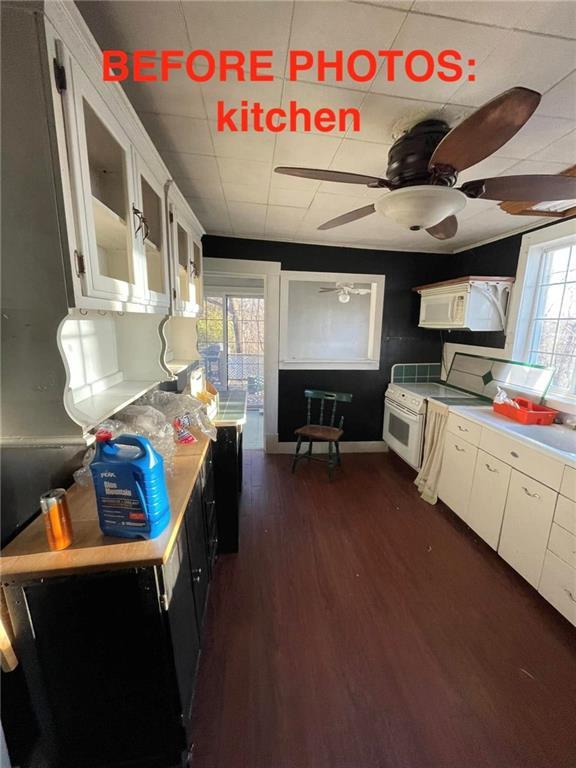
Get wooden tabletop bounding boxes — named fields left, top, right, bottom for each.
left=0, top=433, right=210, bottom=582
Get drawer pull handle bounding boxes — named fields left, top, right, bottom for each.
left=564, top=588, right=576, bottom=604
left=510, top=451, right=519, bottom=458
left=455, top=445, right=465, bottom=453
left=485, top=464, right=498, bottom=473
left=457, top=425, right=469, bottom=432
left=522, top=486, right=540, bottom=500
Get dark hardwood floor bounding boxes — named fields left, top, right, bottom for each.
left=191, top=451, right=576, bottom=768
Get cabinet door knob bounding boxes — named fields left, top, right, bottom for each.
left=192, top=567, right=202, bottom=583
left=485, top=463, right=498, bottom=473
left=457, top=425, right=468, bottom=432
left=510, top=451, right=519, bottom=458
left=564, top=588, right=576, bottom=604
left=455, top=445, right=465, bottom=453
left=522, top=486, right=540, bottom=500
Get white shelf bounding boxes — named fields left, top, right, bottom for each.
left=72, top=379, right=158, bottom=429
left=92, top=196, right=127, bottom=250
left=166, top=359, right=192, bottom=374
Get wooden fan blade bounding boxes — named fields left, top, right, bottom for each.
left=460, top=174, right=576, bottom=202
left=275, top=167, right=390, bottom=187
left=426, top=215, right=458, bottom=240
left=429, top=87, right=541, bottom=173
left=318, top=204, right=376, bottom=230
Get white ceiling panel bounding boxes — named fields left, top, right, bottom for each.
left=138, top=113, right=213, bottom=155
left=538, top=73, right=576, bottom=121
left=371, top=14, right=507, bottom=103
left=536, top=131, right=576, bottom=164
left=182, top=1, right=293, bottom=76
left=288, top=2, right=407, bottom=90
left=450, top=31, right=576, bottom=107
left=77, top=0, right=576, bottom=253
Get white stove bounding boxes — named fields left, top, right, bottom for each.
left=383, top=382, right=479, bottom=469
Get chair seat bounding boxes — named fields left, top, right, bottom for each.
left=294, top=424, right=343, bottom=441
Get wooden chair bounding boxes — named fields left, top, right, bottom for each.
left=292, top=389, right=353, bottom=480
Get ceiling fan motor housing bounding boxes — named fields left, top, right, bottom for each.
left=387, top=120, right=453, bottom=187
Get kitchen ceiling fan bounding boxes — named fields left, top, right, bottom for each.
left=274, top=87, right=576, bottom=241
left=319, top=282, right=371, bottom=303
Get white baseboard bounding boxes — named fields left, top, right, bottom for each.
left=265, top=434, right=389, bottom=454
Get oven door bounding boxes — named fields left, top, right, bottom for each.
left=383, top=397, right=425, bottom=470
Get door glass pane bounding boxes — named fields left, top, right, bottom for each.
left=141, top=177, right=164, bottom=293
left=177, top=224, right=189, bottom=302
left=226, top=297, right=264, bottom=409
left=389, top=412, right=410, bottom=446
left=197, top=296, right=225, bottom=390
left=83, top=99, right=132, bottom=283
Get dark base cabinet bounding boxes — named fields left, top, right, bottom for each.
left=213, top=426, right=243, bottom=554
left=4, top=450, right=217, bottom=768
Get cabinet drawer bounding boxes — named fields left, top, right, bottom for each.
left=560, top=466, right=576, bottom=503
left=555, top=494, right=576, bottom=535
left=466, top=450, right=511, bottom=549
left=480, top=429, right=564, bottom=491
left=498, top=470, right=557, bottom=588
left=438, top=434, right=478, bottom=520
left=446, top=412, right=482, bottom=446
left=538, top=550, right=576, bottom=627
left=547, top=523, right=576, bottom=569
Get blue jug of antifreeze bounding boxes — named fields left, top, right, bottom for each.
left=90, top=432, right=171, bottom=540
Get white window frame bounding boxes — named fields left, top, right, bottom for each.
left=279, top=271, right=385, bottom=371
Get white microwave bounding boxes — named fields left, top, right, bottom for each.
left=414, top=277, right=514, bottom=331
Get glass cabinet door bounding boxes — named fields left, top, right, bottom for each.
left=70, top=67, right=143, bottom=302
left=135, top=158, right=169, bottom=308
left=172, top=209, right=200, bottom=315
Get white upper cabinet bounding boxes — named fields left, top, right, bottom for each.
left=66, top=65, right=146, bottom=305
left=169, top=193, right=203, bottom=317
left=133, top=153, right=170, bottom=310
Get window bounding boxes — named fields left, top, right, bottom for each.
left=524, top=238, right=576, bottom=398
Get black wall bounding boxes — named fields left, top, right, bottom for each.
left=203, top=234, right=524, bottom=441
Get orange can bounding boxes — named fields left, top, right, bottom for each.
left=40, top=489, right=73, bottom=551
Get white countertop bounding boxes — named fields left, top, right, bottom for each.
left=448, top=405, right=576, bottom=468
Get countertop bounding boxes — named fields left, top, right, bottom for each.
left=0, top=432, right=210, bottom=582
left=213, top=389, right=247, bottom=428
left=447, top=404, right=576, bottom=468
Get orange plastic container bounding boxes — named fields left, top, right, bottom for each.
left=493, top=397, right=558, bottom=425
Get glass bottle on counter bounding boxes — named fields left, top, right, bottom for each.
left=40, top=489, right=73, bottom=551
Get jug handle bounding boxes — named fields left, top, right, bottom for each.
left=113, top=435, right=149, bottom=458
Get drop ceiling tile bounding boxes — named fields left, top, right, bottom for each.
left=268, top=186, right=316, bottom=208
left=308, top=191, right=377, bottom=213
left=352, top=93, right=443, bottom=144
left=217, top=157, right=271, bottom=187
left=456, top=198, right=497, bottom=221
left=162, top=152, right=219, bottom=180
left=223, top=182, right=270, bottom=205
left=182, top=2, right=293, bottom=77
left=265, top=205, right=308, bottom=231
left=288, top=2, right=406, bottom=90
left=370, top=14, right=506, bottom=103
left=270, top=172, right=321, bottom=194
left=123, top=70, right=206, bottom=119
left=184, top=198, right=230, bottom=218
left=539, top=73, right=576, bottom=121
left=273, top=132, right=343, bottom=167
left=209, top=122, right=276, bottom=162
left=450, top=31, right=576, bottom=107
left=536, top=130, right=576, bottom=163
left=329, top=138, right=391, bottom=177
left=227, top=201, right=267, bottom=233
left=411, top=1, right=524, bottom=28
left=513, top=2, right=576, bottom=38
left=76, top=1, right=189, bottom=52
left=494, top=116, right=575, bottom=160
left=280, top=82, right=365, bottom=138
left=138, top=113, right=213, bottom=155
left=457, top=155, right=519, bottom=185
left=505, top=159, right=572, bottom=176
left=201, top=78, right=284, bottom=122
left=172, top=176, right=225, bottom=201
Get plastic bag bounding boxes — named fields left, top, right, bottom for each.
left=494, top=386, right=519, bottom=408
left=115, top=405, right=176, bottom=472
left=139, top=390, right=217, bottom=442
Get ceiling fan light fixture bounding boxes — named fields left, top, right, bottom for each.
left=338, top=292, right=351, bottom=303
left=374, top=186, right=467, bottom=230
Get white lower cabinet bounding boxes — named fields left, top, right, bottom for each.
left=438, top=434, right=478, bottom=520
left=498, top=470, right=557, bottom=588
left=538, top=550, right=576, bottom=626
left=466, top=450, right=511, bottom=549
